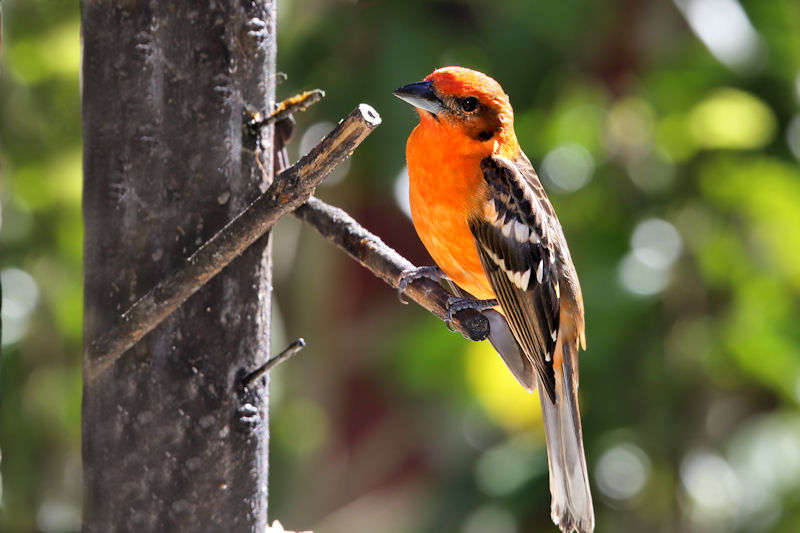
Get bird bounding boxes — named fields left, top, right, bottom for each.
left=394, top=66, right=594, bottom=533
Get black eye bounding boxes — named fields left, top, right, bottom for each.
left=461, top=96, right=479, bottom=113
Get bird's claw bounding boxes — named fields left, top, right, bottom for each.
left=444, top=296, right=498, bottom=325
left=397, top=265, right=446, bottom=304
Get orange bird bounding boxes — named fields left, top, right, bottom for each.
left=395, top=67, right=594, bottom=533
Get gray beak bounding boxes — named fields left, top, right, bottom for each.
left=393, top=80, right=445, bottom=115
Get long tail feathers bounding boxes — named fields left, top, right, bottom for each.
left=538, top=341, right=594, bottom=533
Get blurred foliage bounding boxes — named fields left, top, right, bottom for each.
left=2, top=0, right=800, bottom=532
left=1, top=0, right=84, bottom=531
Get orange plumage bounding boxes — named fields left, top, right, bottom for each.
left=396, top=67, right=594, bottom=533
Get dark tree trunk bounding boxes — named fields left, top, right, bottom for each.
left=81, top=2, right=275, bottom=531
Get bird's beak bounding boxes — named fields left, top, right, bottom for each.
left=393, top=80, right=445, bottom=115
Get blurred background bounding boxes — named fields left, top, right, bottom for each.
left=2, top=0, right=800, bottom=531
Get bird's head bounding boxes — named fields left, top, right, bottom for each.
left=394, top=66, right=516, bottom=147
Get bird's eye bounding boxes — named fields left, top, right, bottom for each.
left=460, top=97, right=479, bottom=113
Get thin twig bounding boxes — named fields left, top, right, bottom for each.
left=242, top=338, right=306, bottom=388
left=293, top=198, right=491, bottom=343
left=85, top=104, right=382, bottom=384
left=248, top=89, right=326, bottom=131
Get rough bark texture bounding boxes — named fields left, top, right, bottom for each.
left=82, top=2, right=275, bottom=531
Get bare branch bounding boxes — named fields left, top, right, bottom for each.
left=248, top=89, right=326, bottom=131
left=85, top=104, right=382, bottom=384
left=293, top=197, right=491, bottom=342
left=241, top=338, right=306, bottom=389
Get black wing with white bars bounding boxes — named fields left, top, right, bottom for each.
left=468, top=154, right=562, bottom=403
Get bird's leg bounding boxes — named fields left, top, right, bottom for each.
left=445, top=296, right=498, bottom=324
left=397, top=265, right=447, bottom=304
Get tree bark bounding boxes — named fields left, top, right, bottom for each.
left=82, top=2, right=275, bottom=531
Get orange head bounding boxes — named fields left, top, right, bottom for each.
left=394, top=66, right=517, bottom=151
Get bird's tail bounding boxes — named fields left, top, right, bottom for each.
left=538, top=341, right=594, bottom=533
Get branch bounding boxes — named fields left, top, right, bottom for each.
left=85, top=104, right=382, bottom=384
left=293, top=197, right=491, bottom=342
left=248, top=89, right=325, bottom=131
left=241, top=338, right=306, bottom=389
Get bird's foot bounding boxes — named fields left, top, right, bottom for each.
left=397, top=265, right=447, bottom=304
left=444, top=296, right=498, bottom=327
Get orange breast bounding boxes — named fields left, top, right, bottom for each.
left=406, top=118, right=496, bottom=301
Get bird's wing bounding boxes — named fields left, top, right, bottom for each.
left=468, top=154, right=560, bottom=402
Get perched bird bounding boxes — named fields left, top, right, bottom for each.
left=394, top=67, right=594, bottom=533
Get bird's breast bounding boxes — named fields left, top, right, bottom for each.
left=406, top=123, right=496, bottom=301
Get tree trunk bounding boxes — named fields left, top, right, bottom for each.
left=81, top=2, right=275, bottom=531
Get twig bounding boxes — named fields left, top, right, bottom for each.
left=293, top=198, right=491, bottom=342
left=85, top=104, right=382, bottom=384
left=248, top=89, right=326, bottom=131
left=241, top=338, right=306, bottom=388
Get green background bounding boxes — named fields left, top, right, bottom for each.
left=2, top=0, right=800, bottom=531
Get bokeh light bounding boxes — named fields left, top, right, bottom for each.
left=461, top=504, right=518, bottom=533
left=605, top=98, right=655, bottom=160
left=393, top=166, right=411, bottom=219
left=680, top=450, right=743, bottom=528
left=787, top=114, right=800, bottom=161
left=618, top=218, right=682, bottom=296
left=631, top=218, right=682, bottom=270
left=541, top=143, right=594, bottom=194
left=1, top=267, right=40, bottom=346
left=595, top=442, right=651, bottom=503
left=474, top=437, right=544, bottom=497
left=689, top=89, right=776, bottom=150
left=465, top=340, right=542, bottom=431
left=676, top=0, right=764, bottom=72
